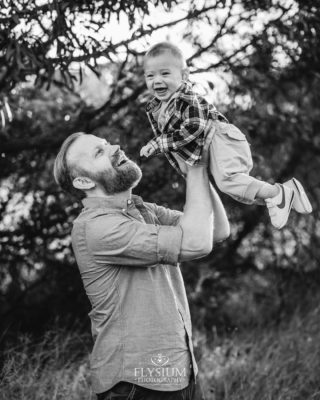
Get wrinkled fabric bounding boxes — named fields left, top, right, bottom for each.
left=145, top=80, right=228, bottom=173
left=71, top=195, right=198, bottom=394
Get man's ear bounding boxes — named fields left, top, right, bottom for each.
left=182, top=67, right=189, bottom=81
left=73, top=176, right=95, bottom=190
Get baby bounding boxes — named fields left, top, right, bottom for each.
left=140, top=42, right=312, bottom=229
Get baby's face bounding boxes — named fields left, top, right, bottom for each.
left=144, top=52, right=186, bottom=102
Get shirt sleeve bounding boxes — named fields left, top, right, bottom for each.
left=144, top=202, right=183, bottom=226
left=154, top=101, right=208, bottom=153
left=85, top=214, right=183, bottom=267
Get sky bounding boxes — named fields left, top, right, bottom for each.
left=70, top=0, right=295, bottom=108
left=10, top=0, right=296, bottom=107
left=72, top=1, right=244, bottom=106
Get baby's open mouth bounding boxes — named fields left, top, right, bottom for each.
left=154, top=87, right=167, bottom=95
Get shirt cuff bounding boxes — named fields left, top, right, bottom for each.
left=147, top=139, right=160, bottom=155
left=155, top=136, right=168, bottom=153
left=157, top=225, right=183, bottom=265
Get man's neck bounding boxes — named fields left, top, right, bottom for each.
left=86, top=188, right=132, bottom=202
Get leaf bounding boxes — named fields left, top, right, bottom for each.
left=4, top=100, right=13, bottom=122
left=0, top=109, right=5, bottom=128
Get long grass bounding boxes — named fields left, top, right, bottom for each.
left=197, top=304, right=320, bottom=400
left=1, top=304, right=320, bottom=400
left=0, top=329, right=93, bottom=400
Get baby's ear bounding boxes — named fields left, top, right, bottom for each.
left=182, top=68, right=189, bottom=81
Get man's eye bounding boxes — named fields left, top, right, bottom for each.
left=146, top=75, right=153, bottom=79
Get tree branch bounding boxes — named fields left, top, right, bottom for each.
left=46, top=5, right=219, bottom=64
left=190, top=42, right=252, bottom=74
left=187, top=3, right=235, bottom=64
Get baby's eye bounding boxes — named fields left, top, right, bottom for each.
left=95, top=149, right=104, bottom=157
left=162, top=72, right=170, bottom=76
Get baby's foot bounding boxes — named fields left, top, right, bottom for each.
left=283, top=178, right=312, bottom=214
left=265, top=184, right=294, bottom=229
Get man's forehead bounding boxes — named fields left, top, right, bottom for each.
left=67, top=134, right=106, bottom=162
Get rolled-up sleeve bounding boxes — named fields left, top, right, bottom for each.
left=86, top=214, right=182, bottom=267
left=144, top=202, right=183, bottom=226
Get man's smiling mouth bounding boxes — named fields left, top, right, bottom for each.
left=113, top=151, right=128, bottom=167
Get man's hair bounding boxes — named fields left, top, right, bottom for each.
left=144, top=41, right=187, bottom=68
left=53, top=132, right=86, bottom=200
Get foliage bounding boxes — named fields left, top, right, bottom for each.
left=0, top=0, right=319, bottom=340
left=0, top=328, right=92, bottom=400
left=0, top=0, right=177, bottom=92
left=197, top=294, right=320, bottom=400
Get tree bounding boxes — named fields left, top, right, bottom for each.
left=0, top=0, right=319, bottom=338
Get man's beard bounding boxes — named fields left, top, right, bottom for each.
left=92, top=157, right=142, bottom=195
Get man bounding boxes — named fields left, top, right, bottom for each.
left=53, top=122, right=230, bottom=400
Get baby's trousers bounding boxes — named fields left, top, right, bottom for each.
left=209, top=122, right=265, bottom=204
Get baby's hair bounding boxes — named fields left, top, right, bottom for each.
left=144, top=42, right=187, bottom=68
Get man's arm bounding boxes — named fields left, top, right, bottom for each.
left=209, top=183, right=230, bottom=243
left=176, top=121, right=216, bottom=261
left=82, top=215, right=183, bottom=267
left=144, top=202, right=182, bottom=226
left=176, top=121, right=230, bottom=260
left=178, top=163, right=213, bottom=261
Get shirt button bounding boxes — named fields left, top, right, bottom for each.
left=127, top=199, right=132, bottom=205
left=122, top=208, right=126, bottom=212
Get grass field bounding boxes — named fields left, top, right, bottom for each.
left=197, top=303, right=320, bottom=400
left=1, top=303, right=320, bottom=400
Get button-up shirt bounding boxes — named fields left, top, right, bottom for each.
left=71, top=195, right=198, bottom=393
left=145, top=80, right=228, bottom=174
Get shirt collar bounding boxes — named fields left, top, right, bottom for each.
left=176, top=80, right=193, bottom=94
left=82, top=195, right=143, bottom=211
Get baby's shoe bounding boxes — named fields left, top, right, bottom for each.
left=265, top=184, right=294, bottom=229
left=283, top=178, right=312, bottom=214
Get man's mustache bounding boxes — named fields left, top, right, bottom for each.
left=111, top=149, right=121, bottom=167
left=111, top=149, right=141, bottom=168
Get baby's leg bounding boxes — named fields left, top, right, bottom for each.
left=208, top=122, right=298, bottom=229
left=255, top=182, right=279, bottom=199
left=209, top=122, right=271, bottom=204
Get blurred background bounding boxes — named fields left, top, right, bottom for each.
left=0, top=1, right=319, bottom=399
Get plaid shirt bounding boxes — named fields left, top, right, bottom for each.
left=145, top=81, right=228, bottom=174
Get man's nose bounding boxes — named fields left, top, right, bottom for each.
left=110, top=145, right=120, bottom=156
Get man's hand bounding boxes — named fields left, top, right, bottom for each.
left=140, top=143, right=156, bottom=158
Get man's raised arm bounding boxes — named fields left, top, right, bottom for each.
left=178, top=163, right=213, bottom=261
left=178, top=121, right=230, bottom=261
left=209, top=182, right=230, bottom=244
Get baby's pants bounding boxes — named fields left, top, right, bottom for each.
left=209, top=122, right=266, bottom=204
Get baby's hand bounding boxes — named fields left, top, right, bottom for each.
left=140, top=143, right=156, bottom=158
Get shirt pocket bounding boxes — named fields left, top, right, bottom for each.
left=220, top=124, right=247, bottom=141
